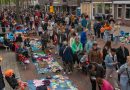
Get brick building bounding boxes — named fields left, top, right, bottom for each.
left=113, top=0, right=130, bottom=25
left=81, top=0, right=113, bottom=19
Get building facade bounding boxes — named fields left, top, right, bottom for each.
left=81, top=0, right=130, bottom=25
left=113, top=0, right=130, bottom=25
left=81, top=0, right=113, bottom=19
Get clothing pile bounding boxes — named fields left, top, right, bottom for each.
left=120, top=31, right=130, bottom=44
left=14, top=24, right=28, bottom=33
left=30, top=39, right=42, bottom=51
left=28, top=75, right=78, bottom=90
left=32, top=52, right=62, bottom=74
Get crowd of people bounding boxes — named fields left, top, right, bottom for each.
left=0, top=8, right=130, bottom=90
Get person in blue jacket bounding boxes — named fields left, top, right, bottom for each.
left=81, top=17, right=87, bottom=28
left=80, top=28, right=87, bottom=49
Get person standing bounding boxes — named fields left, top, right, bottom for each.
left=88, top=42, right=102, bottom=65
left=113, top=22, right=120, bottom=44
left=80, top=28, right=87, bottom=49
left=117, top=56, right=130, bottom=90
left=81, top=16, right=87, bottom=28
left=85, top=35, right=95, bottom=54
left=105, top=48, right=119, bottom=88
left=71, top=37, right=83, bottom=68
left=116, top=42, right=129, bottom=67
left=95, top=21, right=102, bottom=38
left=102, top=41, right=112, bottom=69
left=41, top=31, right=48, bottom=51
left=0, top=57, right=5, bottom=90
left=59, top=41, right=74, bottom=74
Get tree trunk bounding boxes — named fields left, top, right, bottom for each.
left=16, top=0, right=20, bottom=22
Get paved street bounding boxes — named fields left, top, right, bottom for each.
left=1, top=38, right=130, bottom=90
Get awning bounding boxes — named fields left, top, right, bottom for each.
left=113, top=1, right=130, bottom=4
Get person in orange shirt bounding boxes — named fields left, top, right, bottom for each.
left=101, top=22, right=112, bottom=41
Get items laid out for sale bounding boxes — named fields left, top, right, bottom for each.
left=30, top=39, right=42, bottom=51
left=119, top=32, right=130, bottom=44
left=32, top=52, right=62, bottom=74
left=14, top=24, right=29, bottom=33
left=27, top=75, right=78, bottom=90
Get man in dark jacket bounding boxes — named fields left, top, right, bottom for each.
left=116, top=42, right=129, bottom=67
left=59, top=41, right=74, bottom=74
left=116, top=42, right=129, bottom=82
left=0, top=57, right=5, bottom=90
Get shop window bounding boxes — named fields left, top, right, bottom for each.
left=126, top=4, right=130, bottom=19
left=97, top=4, right=103, bottom=13
left=105, top=4, right=112, bottom=14
left=117, top=5, right=122, bottom=18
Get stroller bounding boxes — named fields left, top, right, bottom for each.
left=5, top=69, right=27, bottom=90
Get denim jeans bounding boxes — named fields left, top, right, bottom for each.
left=120, top=76, right=130, bottom=90
left=104, top=31, right=111, bottom=41
left=114, top=36, right=120, bottom=44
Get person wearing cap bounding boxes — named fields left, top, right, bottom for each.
left=104, top=48, right=119, bottom=89
left=59, top=41, right=74, bottom=74
left=0, top=57, right=5, bottom=90
left=117, top=56, right=130, bottom=90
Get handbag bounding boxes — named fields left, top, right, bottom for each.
left=126, top=67, right=130, bottom=85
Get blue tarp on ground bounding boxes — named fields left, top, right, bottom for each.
left=27, top=75, right=78, bottom=90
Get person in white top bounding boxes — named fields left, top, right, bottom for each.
left=69, top=32, right=76, bottom=47
left=113, top=22, right=120, bottom=44
left=47, top=23, right=53, bottom=45
left=65, top=16, right=70, bottom=25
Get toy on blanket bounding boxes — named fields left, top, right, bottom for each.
left=5, top=69, right=27, bottom=90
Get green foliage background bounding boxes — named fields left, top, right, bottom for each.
left=0, top=0, right=16, bottom=5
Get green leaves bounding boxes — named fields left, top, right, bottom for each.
left=0, top=0, right=16, bottom=5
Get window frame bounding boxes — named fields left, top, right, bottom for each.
left=104, top=4, right=112, bottom=14
left=125, top=4, right=130, bottom=20
left=117, top=4, right=123, bottom=19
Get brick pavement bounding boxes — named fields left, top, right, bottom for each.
left=0, top=25, right=129, bottom=90
left=0, top=51, right=20, bottom=90
left=1, top=40, right=130, bottom=90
